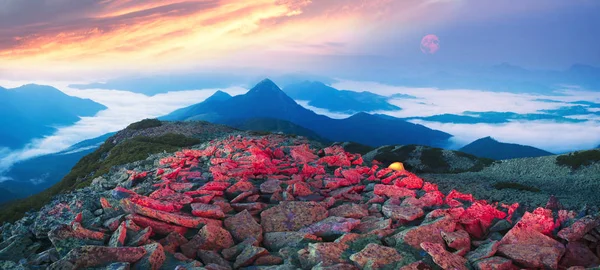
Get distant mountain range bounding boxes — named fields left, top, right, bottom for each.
left=282, top=81, right=400, bottom=113
left=0, top=84, right=106, bottom=149
left=67, top=63, right=600, bottom=95
left=406, top=111, right=587, bottom=124
left=0, top=133, right=114, bottom=204
left=162, top=79, right=452, bottom=148
left=459, top=136, right=554, bottom=160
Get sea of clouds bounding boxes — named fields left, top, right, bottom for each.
left=1, top=78, right=599, bottom=180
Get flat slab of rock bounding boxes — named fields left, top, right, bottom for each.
left=191, top=203, right=225, bottom=219
left=421, top=242, right=469, bottom=270
left=50, top=246, right=146, bottom=269
left=382, top=205, right=424, bottom=222
left=349, top=243, right=404, bottom=269
left=393, top=215, right=456, bottom=250
left=121, top=199, right=222, bottom=228
left=328, top=203, right=369, bottom=219
left=133, top=243, right=166, bottom=270
left=180, top=224, right=234, bottom=258
left=224, top=210, right=263, bottom=243
left=260, top=201, right=328, bottom=232
left=298, top=216, right=360, bottom=237
left=263, top=232, right=321, bottom=251
left=497, top=227, right=566, bottom=269
left=558, top=215, right=600, bottom=242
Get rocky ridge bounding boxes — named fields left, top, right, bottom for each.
left=0, top=134, right=599, bottom=269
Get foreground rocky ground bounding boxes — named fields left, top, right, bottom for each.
left=1, top=134, right=599, bottom=269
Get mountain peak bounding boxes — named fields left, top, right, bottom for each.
left=205, top=90, right=232, bottom=103
left=250, top=79, right=281, bottom=93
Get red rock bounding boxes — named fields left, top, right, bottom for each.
left=191, top=194, right=214, bottom=204
left=349, top=243, right=404, bottom=268
left=108, top=222, right=127, bottom=247
left=497, top=227, right=565, bottom=269
left=395, top=173, right=424, bottom=189
left=128, top=227, right=152, bottom=246
left=515, top=208, right=557, bottom=235
left=341, top=169, right=362, bottom=184
left=260, top=179, right=282, bottom=194
left=445, top=189, right=475, bottom=207
left=226, top=181, right=255, bottom=194
left=290, top=182, right=313, bottom=197
left=191, top=203, right=225, bottom=219
left=121, top=198, right=222, bottom=228
left=299, top=242, right=349, bottom=267
left=473, top=256, right=514, bottom=270
left=441, top=229, right=470, bottom=256
left=55, top=246, right=147, bottom=269
left=420, top=242, right=469, bottom=270
left=126, top=214, right=188, bottom=235
left=298, top=216, right=361, bottom=237
left=134, top=243, right=166, bottom=270
left=231, top=202, right=267, bottom=213
left=328, top=203, right=369, bottom=219
left=224, top=210, right=263, bottom=243
left=233, top=245, right=269, bottom=268
left=181, top=224, right=235, bottom=258
left=382, top=205, right=424, bottom=222
left=254, top=254, right=283, bottom=265
left=159, top=231, right=188, bottom=253
left=559, top=241, right=600, bottom=268
left=374, top=184, right=416, bottom=199
left=393, top=214, right=456, bottom=249
left=100, top=197, right=113, bottom=209
left=260, top=201, right=328, bottom=232
left=558, top=215, right=600, bottom=242
left=355, top=217, right=392, bottom=233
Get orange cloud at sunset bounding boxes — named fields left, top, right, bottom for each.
left=0, top=0, right=460, bottom=78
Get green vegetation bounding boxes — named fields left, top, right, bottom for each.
left=556, top=150, right=600, bottom=170
left=493, top=181, right=541, bottom=192
left=420, top=147, right=448, bottom=170
left=126, top=118, right=162, bottom=130
left=340, top=142, right=375, bottom=155
left=0, top=133, right=202, bottom=224
left=373, top=145, right=418, bottom=171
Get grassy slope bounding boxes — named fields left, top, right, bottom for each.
left=0, top=121, right=201, bottom=224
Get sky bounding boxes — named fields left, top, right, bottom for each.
left=1, top=0, right=599, bottom=81
left=1, top=1, right=600, bottom=180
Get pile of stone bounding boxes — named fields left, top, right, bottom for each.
left=1, top=134, right=599, bottom=270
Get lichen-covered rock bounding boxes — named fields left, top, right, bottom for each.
left=558, top=215, right=600, bottom=242
left=159, top=231, right=189, bottom=253
left=263, top=232, right=321, bottom=251
left=298, top=242, right=349, bottom=268
left=133, top=243, right=166, bottom=270
left=191, top=203, right=225, bottom=219
left=392, top=214, right=456, bottom=250
left=473, top=256, right=514, bottom=270
left=0, top=234, right=34, bottom=261
left=128, top=227, right=152, bottom=246
left=349, top=243, right=403, bottom=269
left=121, top=198, right=221, bottom=228
left=108, top=222, right=127, bottom=247
left=465, top=240, right=499, bottom=263
left=559, top=241, right=600, bottom=268
left=180, top=224, right=234, bottom=258
left=328, top=203, right=369, bottom=219
left=382, top=205, right=424, bottom=222
left=224, top=210, right=263, bottom=243
left=420, top=242, right=469, bottom=270
left=233, top=245, right=269, bottom=268
left=441, top=229, right=470, bottom=256
left=260, top=201, right=328, bottom=232
left=197, top=250, right=232, bottom=269
left=298, top=216, right=361, bottom=237
left=50, top=246, right=146, bottom=269
left=497, top=227, right=565, bottom=269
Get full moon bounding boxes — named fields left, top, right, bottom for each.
left=420, top=34, right=440, bottom=54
